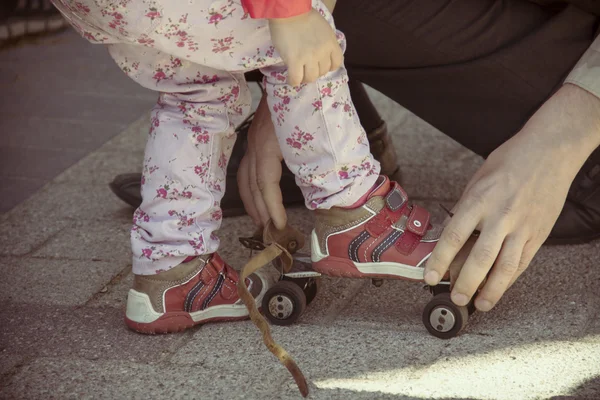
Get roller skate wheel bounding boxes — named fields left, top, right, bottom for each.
left=262, top=280, right=306, bottom=326
left=422, top=292, right=468, bottom=339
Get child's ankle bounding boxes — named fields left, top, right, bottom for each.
left=342, top=176, right=390, bottom=209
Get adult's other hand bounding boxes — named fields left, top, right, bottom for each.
left=424, top=84, right=600, bottom=312
left=238, top=95, right=288, bottom=230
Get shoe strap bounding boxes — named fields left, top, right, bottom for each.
left=406, top=204, right=430, bottom=236
left=384, top=182, right=408, bottom=211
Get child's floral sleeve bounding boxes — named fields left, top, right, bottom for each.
left=241, top=0, right=311, bottom=19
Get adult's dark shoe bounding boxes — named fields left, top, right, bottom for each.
left=546, top=148, right=600, bottom=245
left=110, top=116, right=403, bottom=216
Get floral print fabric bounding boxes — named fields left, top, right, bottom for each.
left=52, top=0, right=380, bottom=274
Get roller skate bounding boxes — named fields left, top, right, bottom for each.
left=311, top=175, right=476, bottom=339
left=239, top=176, right=478, bottom=339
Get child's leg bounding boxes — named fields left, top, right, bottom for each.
left=258, top=5, right=442, bottom=280
left=107, top=44, right=252, bottom=275
left=107, top=44, right=267, bottom=333
left=260, top=5, right=380, bottom=210
left=261, top=63, right=380, bottom=210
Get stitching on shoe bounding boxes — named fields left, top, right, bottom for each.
left=185, top=280, right=205, bottom=312
left=320, top=201, right=381, bottom=253
left=136, top=258, right=207, bottom=313
left=372, top=229, right=402, bottom=262
left=202, top=273, right=225, bottom=310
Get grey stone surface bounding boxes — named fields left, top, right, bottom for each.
left=0, top=213, right=68, bottom=256
left=400, top=163, right=479, bottom=201
left=0, top=357, right=282, bottom=400
left=53, top=149, right=145, bottom=185
left=0, top=177, right=47, bottom=213
left=0, top=29, right=156, bottom=214
left=1, top=41, right=599, bottom=400
left=0, top=257, right=124, bottom=306
left=86, top=267, right=133, bottom=309
left=98, top=112, right=152, bottom=153
left=4, top=181, right=133, bottom=223
left=1, top=116, right=127, bottom=152
left=0, top=303, right=188, bottom=364
left=33, top=220, right=132, bottom=263
left=0, top=147, right=88, bottom=180
left=0, top=351, right=24, bottom=377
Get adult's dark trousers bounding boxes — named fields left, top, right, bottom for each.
left=333, top=0, right=599, bottom=159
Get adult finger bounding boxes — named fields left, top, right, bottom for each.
left=256, top=155, right=287, bottom=230
left=247, top=141, right=271, bottom=226
left=424, top=199, right=483, bottom=286
left=507, top=240, right=539, bottom=289
left=238, top=154, right=262, bottom=227
left=450, top=225, right=506, bottom=306
left=472, top=235, right=525, bottom=311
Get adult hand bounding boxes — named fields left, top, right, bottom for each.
left=238, top=95, right=288, bottom=230
left=424, top=83, right=600, bottom=312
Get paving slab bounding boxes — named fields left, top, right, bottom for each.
left=0, top=147, right=89, bottom=181
left=32, top=220, right=132, bottom=263
left=92, top=112, right=151, bottom=154
left=1, top=47, right=599, bottom=400
left=0, top=29, right=157, bottom=214
left=0, top=212, right=69, bottom=256
left=0, top=357, right=283, bottom=400
left=54, top=149, right=145, bottom=185
left=0, top=177, right=48, bottom=213
left=4, top=181, right=133, bottom=223
left=0, top=351, right=25, bottom=378
left=1, top=116, right=127, bottom=152
left=86, top=266, right=133, bottom=309
left=0, top=303, right=189, bottom=365
left=0, top=257, right=124, bottom=306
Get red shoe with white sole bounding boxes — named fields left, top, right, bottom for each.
left=311, top=176, right=441, bottom=281
left=125, top=253, right=266, bottom=334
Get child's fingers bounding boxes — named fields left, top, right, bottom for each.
left=303, top=62, right=319, bottom=83
left=287, top=62, right=303, bottom=87
left=330, top=47, right=343, bottom=71
left=319, top=57, right=331, bottom=78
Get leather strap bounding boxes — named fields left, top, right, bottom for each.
left=236, top=221, right=308, bottom=398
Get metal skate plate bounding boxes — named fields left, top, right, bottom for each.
left=280, top=252, right=321, bottom=279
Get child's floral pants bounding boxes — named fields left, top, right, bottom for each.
left=52, top=0, right=380, bottom=274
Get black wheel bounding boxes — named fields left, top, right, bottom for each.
left=422, top=292, right=469, bottom=339
left=261, top=280, right=307, bottom=326
left=303, top=277, right=320, bottom=306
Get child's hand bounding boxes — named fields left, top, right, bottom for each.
left=269, top=9, right=343, bottom=86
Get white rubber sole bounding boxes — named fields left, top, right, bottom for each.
left=310, top=230, right=426, bottom=280
left=125, top=274, right=268, bottom=324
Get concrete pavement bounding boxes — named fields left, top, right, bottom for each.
left=1, top=29, right=599, bottom=400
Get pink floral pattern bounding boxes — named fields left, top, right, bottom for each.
left=157, top=14, right=199, bottom=52
left=285, top=126, right=314, bottom=153
left=57, top=0, right=379, bottom=274
left=207, top=0, right=237, bottom=26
